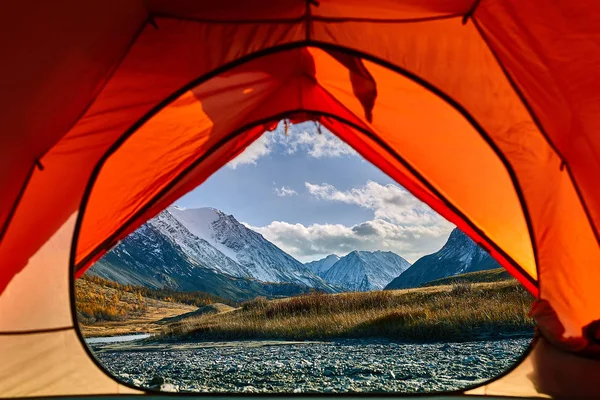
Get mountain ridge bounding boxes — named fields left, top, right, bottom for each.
left=385, top=228, right=500, bottom=290
left=305, top=254, right=341, bottom=276
left=88, top=206, right=335, bottom=300
left=167, top=207, right=332, bottom=290
left=322, top=250, right=411, bottom=291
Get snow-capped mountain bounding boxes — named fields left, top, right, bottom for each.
left=88, top=218, right=313, bottom=301
left=88, top=206, right=334, bottom=298
left=321, top=250, right=411, bottom=292
left=150, top=210, right=251, bottom=278
left=385, top=228, right=500, bottom=290
left=305, top=254, right=340, bottom=277
left=167, top=207, right=332, bottom=291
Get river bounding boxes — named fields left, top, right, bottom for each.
left=86, top=333, right=153, bottom=344
left=87, top=336, right=531, bottom=393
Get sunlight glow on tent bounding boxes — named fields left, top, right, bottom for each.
left=1, top=0, right=600, bottom=398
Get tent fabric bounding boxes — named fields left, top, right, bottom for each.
left=0, top=213, right=540, bottom=397
left=2, top=0, right=600, bottom=397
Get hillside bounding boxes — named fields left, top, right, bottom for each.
left=322, top=250, right=411, bottom=291
left=89, top=207, right=334, bottom=300
left=76, top=276, right=199, bottom=337
left=168, top=207, right=331, bottom=290
left=163, top=279, right=534, bottom=342
left=385, top=228, right=500, bottom=290
left=421, top=268, right=512, bottom=287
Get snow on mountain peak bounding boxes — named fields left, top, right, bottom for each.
left=165, top=206, right=333, bottom=291
left=322, top=250, right=411, bottom=292
left=305, top=254, right=341, bottom=276
left=384, top=228, right=500, bottom=290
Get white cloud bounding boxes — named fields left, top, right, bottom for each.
left=305, top=181, right=445, bottom=226
left=274, top=186, right=297, bottom=197
left=226, top=121, right=357, bottom=168
left=282, top=129, right=357, bottom=158
left=244, top=180, right=454, bottom=263
left=246, top=218, right=450, bottom=263
left=227, top=133, right=274, bottom=169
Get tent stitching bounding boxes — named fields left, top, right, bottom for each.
left=305, top=0, right=314, bottom=40
left=148, top=12, right=465, bottom=25
left=34, top=160, right=44, bottom=171
left=0, top=164, right=34, bottom=248
left=0, top=326, right=72, bottom=336
left=462, top=0, right=482, bottom=25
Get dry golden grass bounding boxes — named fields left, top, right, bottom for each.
left=162, top=281, right=534, bottom=342
left=76, top=279, right=146, bottom=323
left=76, top=278, right=197, bottom=337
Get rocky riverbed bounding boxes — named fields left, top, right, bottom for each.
left=89, top=337, right=531, bottom=393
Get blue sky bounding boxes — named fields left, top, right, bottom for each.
left=175, top=121, right=453, bottom=263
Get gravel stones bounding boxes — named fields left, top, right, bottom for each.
left=92, top=338, right=531, bottom=393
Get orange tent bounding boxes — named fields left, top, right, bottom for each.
left=1, top=0, right=600, bottom=397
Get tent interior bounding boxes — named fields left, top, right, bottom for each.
left=2, top=0, right=600, bottom=398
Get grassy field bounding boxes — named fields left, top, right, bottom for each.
left=421, top=268, right=512, bottom=287
left=76, top=277, right=198, bottom=337
left=162, top=279, right=535, bottom=342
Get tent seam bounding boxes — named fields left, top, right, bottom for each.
left=0, top=164, right=34, bottom=246
left=0, top=326, right=72, bottom=335
left=149, top=12, right=464, bottom=25
left=462, top=0, right=483, bottom=25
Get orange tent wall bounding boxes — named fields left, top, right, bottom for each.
left=1, top=3, right=600, bottom=395
left=74, top=48, right=538, bottom=294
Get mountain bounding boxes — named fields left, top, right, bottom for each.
left=150, top=210, right=251, bottom=278
left=88, top=217, right=313, bottom=302
left=88, top=206, right=334, bottom=300
left=321, top=250, right=411, bottom=291
left=384, top=228, right=500, bottom=290
left=167, top=207, right=331, bottom=290
left=305, top=254, right=340, bottom=276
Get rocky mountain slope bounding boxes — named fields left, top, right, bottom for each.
left=321, top=250, right=411, bottom=291
left=385, top=228, right=500, bottom=290
left=88, top=206, right=333, bottom=300
left=167, top=207, right=330, bottom=289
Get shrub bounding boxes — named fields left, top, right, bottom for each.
left=242, top=296, right=269, bottom=311
left=164, top=280, right=535, bottom=342
left=450, top=281, right=472, bottom=296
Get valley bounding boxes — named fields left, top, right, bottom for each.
left=78, top=269, right=534, bottom=342
left=87, top=206, right=502, bottom=302
left=81, top=273, right=534, bottom=393
left=89, top=337, right=531, bottom=393
left=77, top=206, right=535, bottom=394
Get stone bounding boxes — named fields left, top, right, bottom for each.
left=147, top=375, right=164, bottom=389
left=160, top=383, right=178, bottom=392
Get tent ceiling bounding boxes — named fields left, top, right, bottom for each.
left=2, top=1, right=600, bottom=396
